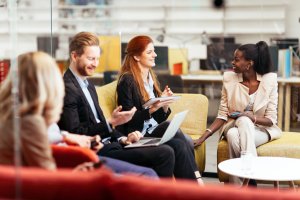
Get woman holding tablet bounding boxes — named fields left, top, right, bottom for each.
left=193, top=41, right=281, bottom=185
left=116, top=35, right=202, bottom=183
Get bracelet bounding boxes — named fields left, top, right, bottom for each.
left=60, top=131, right=68, bottom=140
left=206, top=128, right=213, bottom=134
left=195, top=171, right=202, bottom=178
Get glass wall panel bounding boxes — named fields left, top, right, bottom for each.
left=0, top=0, right=53, bottom=198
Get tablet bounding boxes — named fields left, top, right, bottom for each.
left=142, top=96, right=181, bottom=108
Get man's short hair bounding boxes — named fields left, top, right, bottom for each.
left=69, top=32, right=99, bottom=57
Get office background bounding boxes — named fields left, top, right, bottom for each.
left=1, top=0, right=300, bottom=126
left=0, top=0, right=300, bottom=177
left=0, top=0, right=299, bottom=57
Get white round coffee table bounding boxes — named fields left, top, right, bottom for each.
left=218, top=156, right=300, bottom=189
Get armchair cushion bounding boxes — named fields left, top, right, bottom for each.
left=51, top=145, right=99, bottom=168
left=168, top=93, right=208, bottom=173
left=96, top=81, right=117, bottom=119
left=0, top=165, right=298, bottom=200
left=0, top=165, right=110, bottom=200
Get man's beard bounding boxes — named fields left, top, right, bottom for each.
left=77, top=64, right=93, bottom=77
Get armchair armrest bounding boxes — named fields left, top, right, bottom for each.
left=169, top=93, right=209, bottom=172
left=51, top=145, right=99, bottom=168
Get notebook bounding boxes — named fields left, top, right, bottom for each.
left=124, top=110, right=188, bottom=148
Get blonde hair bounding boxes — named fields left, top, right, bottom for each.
left=0, top=51, right=65, bottom=126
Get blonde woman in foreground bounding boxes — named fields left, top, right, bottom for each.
left=0, top=52, right=64, bottom=169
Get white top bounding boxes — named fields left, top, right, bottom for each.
left=244, top=91, right=257, bottom=111
left=47, top=123, right=63, bottom=144
left=142, top=73, right=158, bottom=135
left=218, top=157, right=300, bottom=181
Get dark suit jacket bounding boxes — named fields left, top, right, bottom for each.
left=116, top=73, right=171, bottom=135
left=58, top=69, right=123, bottom=141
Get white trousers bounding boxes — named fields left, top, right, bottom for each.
left=224, top=116, right=270, bottom=185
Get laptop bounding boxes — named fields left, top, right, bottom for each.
left=124, top=110, right=188, bottom=148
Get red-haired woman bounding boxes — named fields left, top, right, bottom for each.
left=116, top=35, right=202, bottom=183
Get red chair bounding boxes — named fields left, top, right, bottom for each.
left=51, top=145, right=99, bottom=168
left=0, top=164, right=299, bottom=200
left=0, top=165, right=110, bottom=200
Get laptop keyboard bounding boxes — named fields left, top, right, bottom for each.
left=143, top=138, right=161, bottom=145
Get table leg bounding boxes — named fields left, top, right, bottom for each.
left=242, top=178, right=249, bottom=187
left=284, top=84, right=291, bottom=132
left=277, top=83, right=284, bottom=129
left=289, top=181, right=296, bottom=190
left=274, top=181, right=279, bottom=191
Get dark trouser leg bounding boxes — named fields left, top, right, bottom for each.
left=150, top=121, right=195, bottom=156
left=182, top=132, right=195, bottom=155
left=165, top=138, right=197, bottom=180
left=99, top=156, right=159, bottom=178
left=98, top=142, right=175, bottom=177
left=147, top=121, right=198, bottom=180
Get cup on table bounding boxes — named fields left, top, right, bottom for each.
left=240, top=151, right=253, bottom=174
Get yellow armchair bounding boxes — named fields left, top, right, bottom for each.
left=96, top=81, right=207, bottom=173
left=168, top=93, right=208, bottom=173
left=96, top=81, right=117, bottom=119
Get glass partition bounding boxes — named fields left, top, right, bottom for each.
left=7, top=0, right=21, bottom=198
left=0, top=0, right=53, bottom=198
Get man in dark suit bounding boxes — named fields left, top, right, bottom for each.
left=58, top=32, right=176, bottom=177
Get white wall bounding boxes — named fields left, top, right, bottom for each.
left=285, top=0, right=300, bottom=39
left=0, top=0, right=299, bottom=59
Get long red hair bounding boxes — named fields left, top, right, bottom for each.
left=119, top=35, right=162, bottom=102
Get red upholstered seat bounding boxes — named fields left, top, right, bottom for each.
left=0, top=165, right=110, bottom=199
left=51, top=145, right=99, bottom=168
left=0, top=165, right=299, bottom=200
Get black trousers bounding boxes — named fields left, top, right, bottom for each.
left=145, top=121, right=198, bottom=181
left=98, top=142, right=175, bottom=177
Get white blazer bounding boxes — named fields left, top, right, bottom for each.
left=217, top=71, right=282, bottom=141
